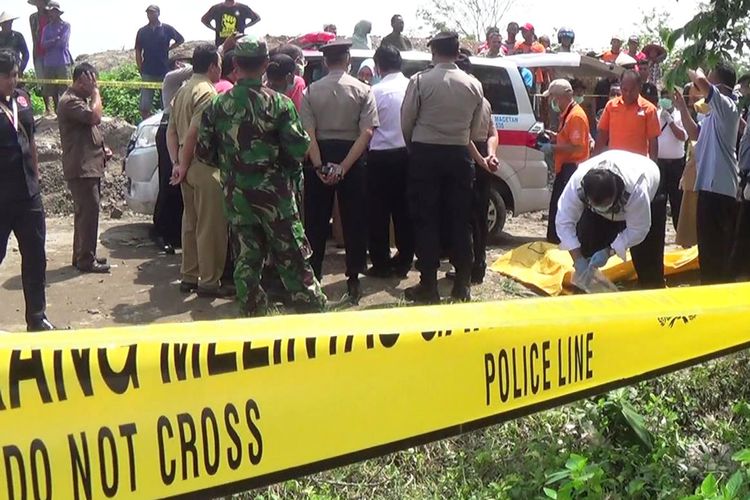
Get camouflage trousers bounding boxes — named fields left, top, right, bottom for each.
left=231, top=209, right=326, bottom=317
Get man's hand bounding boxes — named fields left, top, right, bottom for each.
left=222, top=33, right=242, bottom=52
left=485, top=154, right=500, bottom=172
left=590, top=247, right=613, bottom=268
left=660, top=108, right=673, bottom=124
left=81, top=71, right=98, bottom=94
left=573, top=257, right=589, bottom=276
left=104, top=147, right=113, bottom=161
left=672, top=88, right=687, bottom=110
left=169, top=164, right=187, bottom=186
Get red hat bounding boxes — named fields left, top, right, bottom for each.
left=521, top=23, right=535, bottom=32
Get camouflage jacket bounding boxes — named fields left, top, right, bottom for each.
left=196, top=78, right=310, bottom=221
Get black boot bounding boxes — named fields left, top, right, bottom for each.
left=451, top=271, right=472, bottom=303
left=471, top=266, right=486, bottom=285
left=27, top=317, right=56, bottom=332
left=404, top=274, right=440, bottom=305
left=347, top=277, right=362, bottom=305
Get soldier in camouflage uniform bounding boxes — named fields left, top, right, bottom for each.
left=196, top=35, right=327, bottom=317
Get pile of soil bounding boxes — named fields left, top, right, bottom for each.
left=35, top=116, right=136, bottom=216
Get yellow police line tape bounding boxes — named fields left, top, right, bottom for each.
left=19, top=78, right=163, bottom=90
left=1, top=283, right=749, bottom=499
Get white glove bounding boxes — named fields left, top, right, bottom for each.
left=660, top=109, right=673, bottom=124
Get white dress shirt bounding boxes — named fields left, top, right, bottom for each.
left=657, top=108, right=687, bottom=160
left=370, top=72, right=409, bottom=150
left=556, top=150, right=661, bottom=260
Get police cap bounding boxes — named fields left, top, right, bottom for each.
left=320, top=39, right=352, bottom=57
left=428, top=31, right=459, bottom=46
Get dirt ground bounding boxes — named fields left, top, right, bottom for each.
left=0, top=212, right=557, bottom=332
left=0, top=209, right=683, bottom=332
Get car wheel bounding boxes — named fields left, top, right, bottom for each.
left=487, top=187, right=507, bottom=242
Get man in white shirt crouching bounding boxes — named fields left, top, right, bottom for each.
left=556, top=150, right=666, bottom=289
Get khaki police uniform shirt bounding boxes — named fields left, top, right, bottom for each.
left=167, top=74, right=217, bottom=165
left=401, top=62, right=485, bottom=146
left=300, top=70, right=379, bottom=141
left=471, top=98, right=493, bottom=143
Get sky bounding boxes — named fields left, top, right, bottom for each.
left=5, top=0, right=702, bottom=57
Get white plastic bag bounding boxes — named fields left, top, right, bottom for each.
left=572, top=265, right=618, bottom=294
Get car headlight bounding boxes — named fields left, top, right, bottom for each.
left=135, top=125, right=159, bottom=149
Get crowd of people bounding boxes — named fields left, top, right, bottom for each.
left=0, top=0, right=749, bottom=331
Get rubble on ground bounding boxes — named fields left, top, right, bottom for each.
left=35, top=116, right=136, bottom=215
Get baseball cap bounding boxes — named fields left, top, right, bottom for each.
left=234, top=34, right=268, bottom=58
left=628, top=34, right=639, bottom=43
left=146, top=4, right=160, bottom=13
left=521, top=23, right=535, bottom=32
left=542, top=79, right=573, bottom=97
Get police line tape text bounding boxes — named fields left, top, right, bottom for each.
left=484, top=332, right=594, bottom=405
left=2, top=399, right=262, bottom=500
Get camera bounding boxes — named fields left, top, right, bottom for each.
left=319, top=163, right=340, bottom=176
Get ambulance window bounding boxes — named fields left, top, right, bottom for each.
left=474, top=66, right=519, bottom=116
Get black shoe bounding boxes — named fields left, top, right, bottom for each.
left=365, top=266, right=393, bottom=279
left=471, top=268, right=485, bottom=285
left=95, top=256, right=108, bottom=265
left=27, top=317, right=56, bottom=332
left=391, top=263, right=411, bottom=278
left=347, top=278, right=362, bottom=305
left=180, top=281, right=198, bottom=294
left=78, top=262, right=111, bottom=274
left=451, top=284, right=472, bottom=303
left=197, top=285, right=236, bottom=299
left=163, top=244, right=176, bottom=255
left=404, top=283, right=441, bottom=305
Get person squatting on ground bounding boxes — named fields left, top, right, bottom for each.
left=556, top=150, right=666, bottom=290
left=58, top=62, right=113, bottom=274
left=196, top=35, right=326, bottom=317
left=0, top=49, right=55, bottom=331
left=300, top=39, right=379, bottom=305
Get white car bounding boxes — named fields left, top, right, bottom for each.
left=123, top=112, right=162, bottom=215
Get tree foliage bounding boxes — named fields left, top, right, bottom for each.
left=665, top=0, right=750, bottom=87
left=417, top=0, right=517, bottom=41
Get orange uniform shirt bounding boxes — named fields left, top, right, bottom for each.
left=601, top=50, right=620, bottom=63
left=555, top=102, right=591, bottom=173
left=514, top=41, right=546, bottom=83
left=598, top=96, right=661, bottom=157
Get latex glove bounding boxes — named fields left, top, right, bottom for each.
left=590, top=248, right=613, bottom=268
left=573, top=257, right=589, bottom=276
left=540, top=143, right=554, bottom=155
left=660, top=109, right=673, bottom=124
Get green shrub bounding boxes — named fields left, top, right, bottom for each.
left=99, top=64, right=162, bottom=125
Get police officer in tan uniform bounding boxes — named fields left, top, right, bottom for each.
left=300, top=40, right=379, bottom=305
left=401, top=32, right=485, bottom=304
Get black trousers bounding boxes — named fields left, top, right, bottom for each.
left=409, top=142, right=474, bottom=283
left=153, top=118, right=184, bottom=247
left=471, top=142, right=491, bottom=275
left=304, top=140, right=367, bottom=280
left=367, top=148, right=414, bottom=270
left=0, top=196, right=47, bottom=325
left=697, top=191, right=739, bottom=285
left=730, top=201, right=750, bottom=280
left=578, top=194, right=667, bottom=289
left=657, top=157, right=686, bottom=230
left=547, top=163, right=578, bottom=244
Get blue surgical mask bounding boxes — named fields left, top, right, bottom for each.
left=550, top=100, right=561, bottom=113
left=574, top=96, right=584, bottom=105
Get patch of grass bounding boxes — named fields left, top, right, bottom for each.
left=238, top=352, right=750, bottom=499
